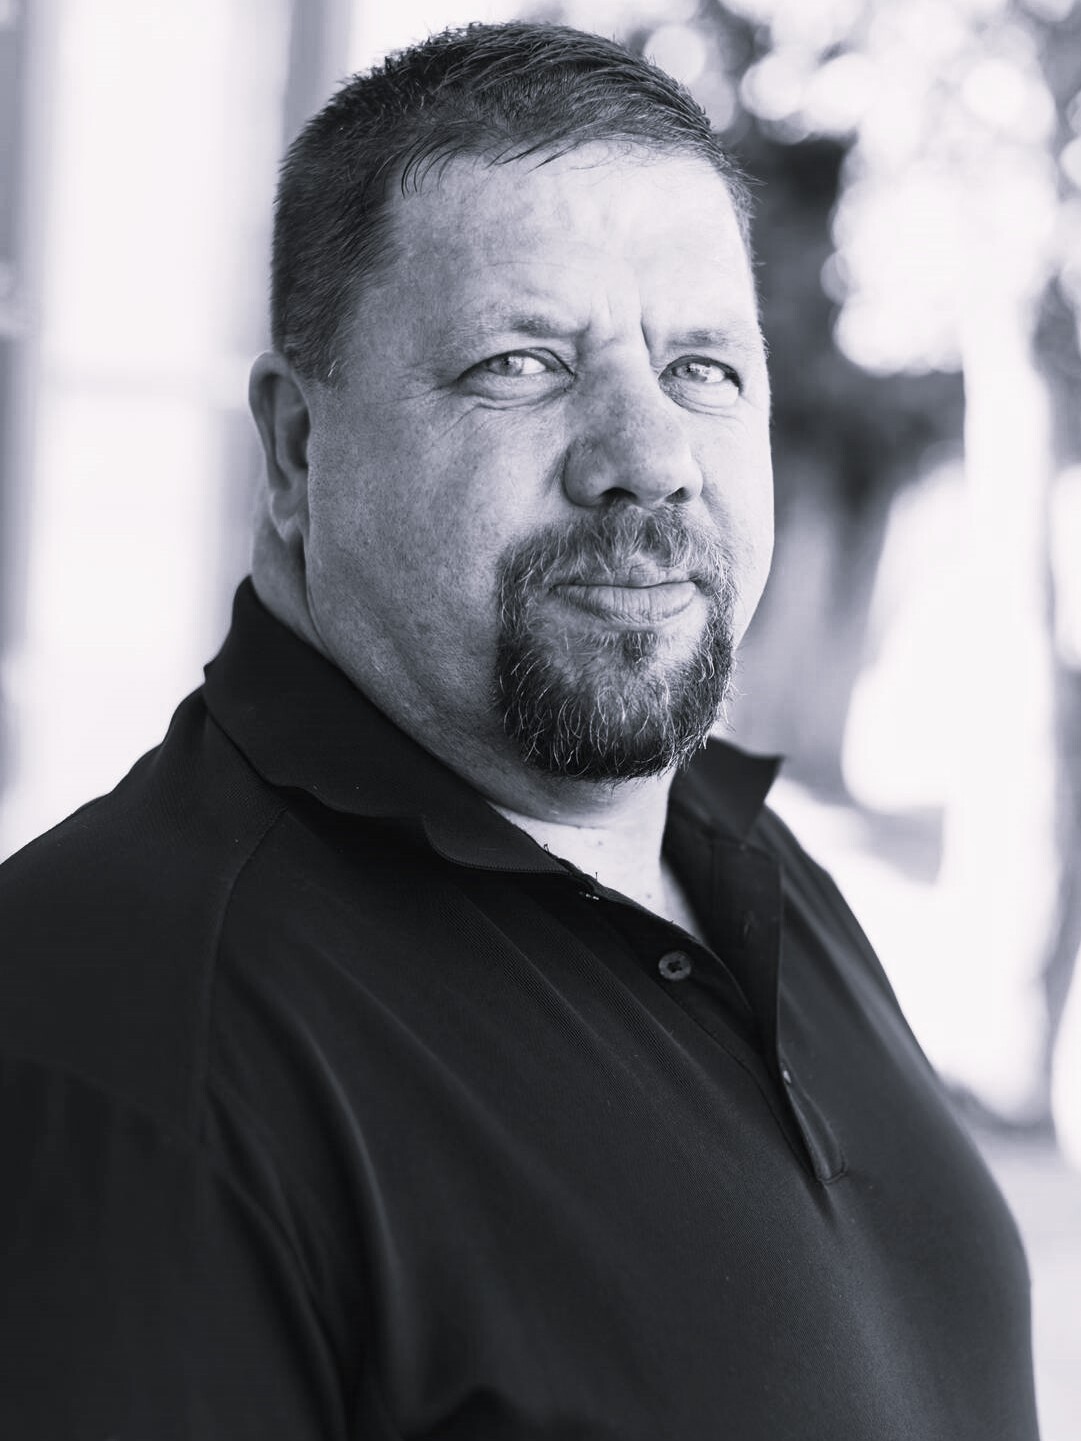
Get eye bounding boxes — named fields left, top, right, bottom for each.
left=478, top=352, right=550, bottom=378
left=662, top=356, right=742, bottom=407
left=460, top=349, right=570, bottom=401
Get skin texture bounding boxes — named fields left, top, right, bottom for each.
left=249, top=144, right=774, bottom=915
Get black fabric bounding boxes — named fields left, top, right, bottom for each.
left=0, top=580, right=1039, bottom=1439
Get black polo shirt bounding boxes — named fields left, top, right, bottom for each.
left=0, top=581, right=1039, bottom=1439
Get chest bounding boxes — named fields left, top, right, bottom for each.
left=214, top=825, right=1038, bottom=1441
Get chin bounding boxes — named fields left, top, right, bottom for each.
left=495, top=615, right=733, bottom=783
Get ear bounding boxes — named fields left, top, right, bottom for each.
left=248, top=352, right=313, bottom=544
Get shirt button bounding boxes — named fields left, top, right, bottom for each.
left=781, top=1066, right=793, bottom=1085
left=658, top=950, right=693, bottom=981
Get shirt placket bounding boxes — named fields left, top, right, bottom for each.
left=708, top=838, right=846, bottom=1183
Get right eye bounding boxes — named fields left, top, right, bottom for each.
left=476, top=352, right=550, bottom=378
left=460, top=349, right=572, bottom=401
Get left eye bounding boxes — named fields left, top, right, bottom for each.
left=662, top=357, right=741, bottom=404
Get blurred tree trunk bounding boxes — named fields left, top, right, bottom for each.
left=935, top=267, right=1058, bottom=1119
left=1035, top=254, right=1081, bottom=1148
left=1033, top=4, right=1081, bottom=1150
left=736, top=480, right=893, bottom=795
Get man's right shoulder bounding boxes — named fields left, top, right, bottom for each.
left=0, top=688, right=287, bottom=1126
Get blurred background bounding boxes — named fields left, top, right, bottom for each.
left=1, top=0, right=1079, bottom=1430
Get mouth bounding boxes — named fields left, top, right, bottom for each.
left=551, top=577, right=699, bottom=627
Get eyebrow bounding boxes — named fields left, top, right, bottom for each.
left=436, top=310, right=581, bottom=356
left=674, top=325, right=769, bottom=360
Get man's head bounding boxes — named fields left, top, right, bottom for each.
left=250, top=22, right=774, bottom=806
left=270, top=22, right=755, bottom=389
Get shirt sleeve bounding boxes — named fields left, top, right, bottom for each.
left=0, top=1053, right=351, bottom=1440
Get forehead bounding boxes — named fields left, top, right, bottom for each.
left=359, top=145, right=759, bottom=347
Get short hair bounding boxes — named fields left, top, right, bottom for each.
left=271, top=21, right=753, bottom=385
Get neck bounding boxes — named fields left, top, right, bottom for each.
left=491, top=775, right=705, bottom=942
left=253, top=555, right=705, bottom=935
left=493, top=776, right=669, bottom=868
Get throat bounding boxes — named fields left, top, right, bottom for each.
left=489, top=797, right=707, bottom=944
left=640, top=861, right=708, bottom=944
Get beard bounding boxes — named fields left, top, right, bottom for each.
left=494, top=505, right=736, bottom=783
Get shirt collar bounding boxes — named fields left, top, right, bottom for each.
left=203, top=580, right=780, bottom=869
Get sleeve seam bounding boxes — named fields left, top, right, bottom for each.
left=187, top=768, right=289, bottom=1138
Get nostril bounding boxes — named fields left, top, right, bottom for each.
left=561, top=416, right=703, bottom=509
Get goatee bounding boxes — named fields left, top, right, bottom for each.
left=494, top=505, right=736, bottom=782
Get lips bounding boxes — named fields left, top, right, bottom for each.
left=553, top=578, right=699, bottom=626
left=499, top=505, right=731, bottom=641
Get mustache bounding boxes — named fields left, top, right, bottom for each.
left=498, top=505, right=733, bottom=600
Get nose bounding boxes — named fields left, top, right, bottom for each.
left=561, top=372, right=704, bottom=510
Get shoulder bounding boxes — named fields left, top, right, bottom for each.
left=748, top=801, right=906, bottom=1012
left=0, top=687, right=286, bottom=1127
left=685, top=740, right=904, bottom=1011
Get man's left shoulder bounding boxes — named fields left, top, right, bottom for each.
left=682, top=736, right=782, bottom=842
left=690, top=738, right=902, bottom=1001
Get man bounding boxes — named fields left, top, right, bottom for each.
left=0, top=22, right=1039, bottom=1439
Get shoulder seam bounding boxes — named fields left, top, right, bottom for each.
left=188, top=797, right=290, bottom=1136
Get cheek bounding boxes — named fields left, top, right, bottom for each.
left=745, top=477, right=775, bottom=562
left=699, top=434, right=773, bottom=629
left=732, top=491, right=774, bottom=640
left=370, top=492, right=512, bottom=637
